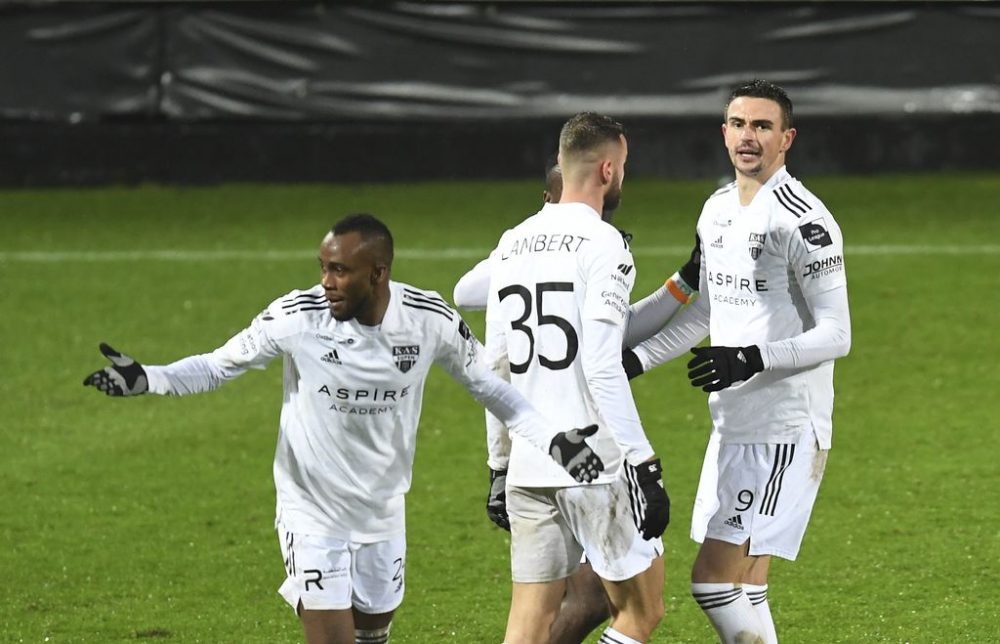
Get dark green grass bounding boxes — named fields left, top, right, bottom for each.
left=1, top=175, right=998, bottom=642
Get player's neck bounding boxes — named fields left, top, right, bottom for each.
left=557, top=188, right=604, bottom=218
left=735, top=164, right=781, bottom=206
left=356, top=287, right=391, bottom=327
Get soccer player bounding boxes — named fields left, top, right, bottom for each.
left=454, top=158, right=701, bottom=643
left=625, top=80, right=852, bottom=643
left=486, top=113, right=669, bottom=644
left=83, top=214, right=604, bottom=644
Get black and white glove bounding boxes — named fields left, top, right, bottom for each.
left=549, top=425, right=604, bottom=483
left=633, top=458, right=670, bottom=540
left=486, top=468, right=510, bottom=531
left=687, top=345, right=763, bottom=392
left=83, top=343, right=149, bottom=396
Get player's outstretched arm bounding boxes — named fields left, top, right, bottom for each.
left=83, top=343, right=148, bottom=397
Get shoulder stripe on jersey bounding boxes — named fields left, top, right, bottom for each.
left=773, top=186, right=805, bottom=217
left=780, top=184, right=812, bottom=212
left=402, top=287, right=448, bottom=307
left=284, top=304, right=329, bottom=315
left=403, top=291, right=453, bottom=316
left=281, top=293, right=326, bottom=308
left=402, top=300, right=454, bottom=320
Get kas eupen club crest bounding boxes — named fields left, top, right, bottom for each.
left=748, top=232, right=766, bottom=260
left=392, top=345, right=420, bottom=373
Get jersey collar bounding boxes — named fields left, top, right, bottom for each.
left=541, top=201, right=602, bottom=220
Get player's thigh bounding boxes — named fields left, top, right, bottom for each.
left=705, top=430, right=828, bottom=561
left=558, top=475, right=661, bottom=583
left=277, top=527, right=354, bottom=612
left=350, top=534, right=407, bottom=615
left=508, top=486, right=582, bottom=583
left=691, top=429, right=722, bottom=544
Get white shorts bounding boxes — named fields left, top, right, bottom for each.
left=507, top=468, right=662, bottom=584
left=690, top=430, right=721, bottom=544
left=276, top=526, right=406, bottom=614
left=694, top=429, right=828, bottom=561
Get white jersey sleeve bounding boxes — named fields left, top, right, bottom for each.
left=578, top=228, right=653, bottom=466
left=452, top=257, right=491, bottom=310
left=431, top=302, right=555, bottom=456
left=145, top=296, right=299, bottom=395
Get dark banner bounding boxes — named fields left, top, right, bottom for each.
left=1, top=2, right=998, bottom=122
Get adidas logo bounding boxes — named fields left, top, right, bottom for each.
left=724, top=514, right=744, bottom=529
left=321, top=350, right=341, bottom=365
left=710, top=235, right=724, bottom=249
left=617, top=263, right=633, bottom=275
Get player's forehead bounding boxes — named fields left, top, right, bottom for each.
left=725, top=96, right=783, bottom=123
left=320, top=231, right=367, bottom=264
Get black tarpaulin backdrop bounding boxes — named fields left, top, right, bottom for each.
left=0, top=1, right=997, bottom=184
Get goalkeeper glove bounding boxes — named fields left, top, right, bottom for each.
left=486, top=468, right=510, bottom=531
left=83, top=343, right=148, bottom=396
left=632, top=458, right=670, bottom=540
left=549, top=425, right=604, bottom=483
left=687, top=345, right=763, bottom=392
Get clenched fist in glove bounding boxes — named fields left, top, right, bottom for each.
left=83, top=343, right=148, bottom=397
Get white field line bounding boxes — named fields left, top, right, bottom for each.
left=0, top=244, right=998, bottom=263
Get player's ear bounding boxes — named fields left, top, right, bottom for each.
left=600, top=159, right=614, bottom=186
left=371, top=264, right=388, bottom=285
left=781, top=127, right=797, bottom=153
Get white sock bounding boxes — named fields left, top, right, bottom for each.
left=356, top=623, right=391, bottom=644
left=743, top=583, right=777, bottom=644
left=691, top=582, right=766, bottom=644
left=599, top=625, right=643, bottom=644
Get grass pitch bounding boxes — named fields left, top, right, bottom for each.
left=1, top=174, right=998, bottom=642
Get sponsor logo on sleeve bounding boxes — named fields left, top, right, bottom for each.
left=392, top=345, right=420, bottom=373
left=802, top=255, right=844, bottom=279
left=799, top=219, right=833, bottom=252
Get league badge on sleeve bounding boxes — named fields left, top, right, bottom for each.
left=392, top=345, right=420, bottom=373
left=799, top=219, right=833, bottom=252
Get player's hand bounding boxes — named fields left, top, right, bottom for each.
left=678, top=232, right=702, bottom=290
left=549, top=425, right=604, bottom=483
left=83, top=343, right=149, bottom=396
left=687, top=345, right=763, bottom=392
left=633, top=458, right=670, bottom=540
left=486, top=468, right=510, bottom=531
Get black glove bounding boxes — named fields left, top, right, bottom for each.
left=622, top=348, right=644, bottom=380
left=687, top=345, right=763, bottom=392
left=633, top=458, right=670, bottom=540
left=486, top=468, right=510, bottom=531
left=678, top=232, right=702, bottom=290
left=83, top=343, right=149, bottom=396
left=549, top=425, right=604, bottom=483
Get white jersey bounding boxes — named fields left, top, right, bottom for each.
left=486, top=202, right=654, bottom=487
left=145, top=281, right=554, bottom=542
left=698, top=167, right=847, bottom=447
